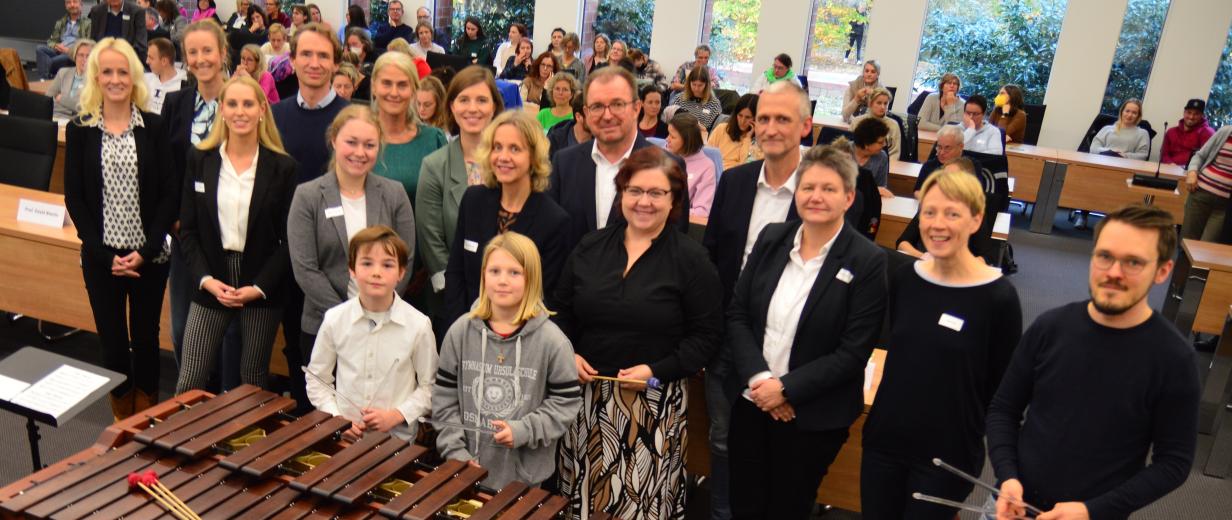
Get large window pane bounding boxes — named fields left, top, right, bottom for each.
left=1100, top=0, right=1171, bottom=114
left=912, top=0, right=1066, bottom=106
left=708, top=0, right=762, bottom=93
left=804, top=1, right=874, bottom=116
left=1208, top=23, right=1232, bottom=128
left=594, top=0, right=657, bottom=56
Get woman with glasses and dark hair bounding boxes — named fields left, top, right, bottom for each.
left=554, top=146, right=722, bottom=520
left=637, top=84, right=668, bottom=138
left=708, top=93, right=761, bottom=170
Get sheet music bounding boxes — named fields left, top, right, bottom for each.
left=9, top=365, right=109, bottom=419
left=0, top=374, right=30, bottom=401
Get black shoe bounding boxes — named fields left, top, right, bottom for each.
left=1195, top=335, right=1219, bottom=353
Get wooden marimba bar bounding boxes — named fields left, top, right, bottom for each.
left=0, top=385, right=599, bottom=520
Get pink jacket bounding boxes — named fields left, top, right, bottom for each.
left=257, top=71, right=280, bottom=104
left=684, top=151, right=716, bottom=217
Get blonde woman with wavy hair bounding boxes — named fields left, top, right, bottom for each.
left=175, top=76, right=299, bottom=393
left=63, top=37, right=176, bottom=421
left=371, top=51, right=448, bottom=202
left=443, top=110, right=570, bottom=326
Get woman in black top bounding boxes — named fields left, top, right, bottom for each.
left=227, top=6, right=268, bottom=70
left=175, top=76, right=298, bottom=394
left=444, top=111, right=569, bottom=325
left=64, top=38, right=178, bottom=421
left=553, top=146, right=723, bottom=520
left=636, top=84, right=668, bottom=138
left=498, top=38, right=534, bottom=81
left=861, top=168, right=1022, bottom=519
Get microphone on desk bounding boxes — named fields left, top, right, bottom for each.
left=1132, top=121, right=1178, bottom=191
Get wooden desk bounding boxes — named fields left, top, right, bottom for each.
left=888, top=160, right=919, bottom=197
left=876, top=196, right=917, bottom=248
left=1052, top=150, right=1187, bottom=221
left=917, top=130, right=937, bottom=161
left=27, top=80, right=53, bottom=96
left=0, top=183, right=288, bottom=375
left=815, top=348, right=887, bottom=511
left=1005, top=143, right=1059, bottom=204
left=53, top=124, right=65, bottom=194
left=1163, top=239, right=1232, bottom=336
left=1200, top=308, right=1232, bottom=478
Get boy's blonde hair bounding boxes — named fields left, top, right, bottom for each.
left=471, top=232, right=551, bottom=324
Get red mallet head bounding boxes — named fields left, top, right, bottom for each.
left=127, top=473, right=142, bottom=488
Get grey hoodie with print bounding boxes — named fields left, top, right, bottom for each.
left=432, top=312, right=582, bottom=488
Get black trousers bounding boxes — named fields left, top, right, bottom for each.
left=860, top=448, right=975, bottom=520
left=728, top=398, right=849, bottom=519
left=81, top=256, right=170, bottom=397
left=281, top=282, right=309, bottom=413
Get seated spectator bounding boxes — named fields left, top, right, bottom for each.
left=670, top=65, right=723, bottom=129
left=385, top=38, right=431, bottom=80
left=708, top=93, right=761, bottom=170
left=260, top=23, right=290, bottom=64
left=520, top=52, right=557, bottom=109
left=228, top=5, right=268, bottom=69
left=499, top=38, right=534, bottom=81
left=338, top=5, right=370, bottom=44
left=836, top=117, right=893, bottom=198
left=961, top=95, right=1004, bottom=155
left=191, top=0, right=221, bottom=24
left=415, top=5, right=451, bottom=49
left=265, top=1, right=290, bottom=29
left=90, top=0, right=148, bottom=59
left=223, top=0, right=251, bottom=32
left=288, top=5, right=309, bottom=37
left=629, top=49, right=668, bottom=91
left=840, top=59, right=881, bottom=122
left=851, top=87, right=902, bottom=160
left=918, top=72, right=964, bottom=131
left=453, top=16, right=490, bottom=66
left=913, top=125, right=984, bottom=195
left=609, top=40, right=628, bottom=65
left=671, top=45, right=718, bottom=92
left=333, top=63, right=359, bottom=101
left=898, top=158, right=997, bottom=260
left=559, top=32, right=584, bottom=79
left=417, top=75, right=450, bottom=132
left=1091, top=98, right=1150, bottom=160
left=547, top=93, right=590, bottom=160
left=40, top=0, right=91, bottom=80
left=345, top=27, right=375, bottom=66
left=750, top=53, right=795, bottom=93
left=340, top=51, right=370, bottom=101
left=1163, top=98, right=1215, bottom=167
left=47, top=38, right=95, bottom=120
left=373, top=0, right=414, bottom=50
left=989, top=84, right=1027, bottom=144
left=538, top=72, right=580, bottom=133
left=664, top=112, right=716, bottom=218
left=584, top=33, right=611, bottom=75
left=638, top=85, right=668, bottom=139
left=493, top=22, right=529, bottom=76
left=549, top=27, right=565, bottom=59
left=155, top=0, right=187, bottom=48
left=145, top=7, right=169, bottom=42
left=412, top=21, right=446, bottom=55
left=143, top=37, right=185, bottom=114
left=236, top=44, right=281, bottom=104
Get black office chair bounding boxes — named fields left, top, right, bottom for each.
left=815, top=126, right=853, bottom=146
left=1077, top=113, right=1117, bottom=152
left=890, top=112, right=918, bottom=163
left=886, top=86, right=897, bottom=105
left=1022, top=104, right=1046, bottom=145
left=906, top=89, right=931, bottom=116
left=716, top=88, right=740, bottom=115
left=797, top=75, right=808, bottom=89
left=0, top=114, right=57, bottom=190
left=1139, top=119, right=1158, bottom=159
left=7, top=89, right=53, bottom=120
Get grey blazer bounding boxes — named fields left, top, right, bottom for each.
left=415, top=140, right=468, bottom=289
left=46, top=67, right=81, bottom=119
left=288, top=172, right=416, bottom=333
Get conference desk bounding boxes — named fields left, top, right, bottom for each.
left=875, top=195, right=1010, bottom=249
left=1201, top=308, right=1232, bottom=478
left=0, top=183, right=289, bottom=375
left=1163, top=239, right=1232, bottom=337
left=812, top=115, right=938, bottom=162
left=27, top=80, right=52, bottom=96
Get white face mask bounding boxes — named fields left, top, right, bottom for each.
left=349, top=46, right=363, bottom=56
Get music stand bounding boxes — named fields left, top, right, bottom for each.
left=0, top=347, right=125, bottom=471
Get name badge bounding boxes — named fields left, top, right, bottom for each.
left=938, top=313, right=965, bottom=332
left=463, top=239, right=479, bottom=252
left=836, top=268, right=853, bottom=284
left=324, top=206, right=344, bottom=218
left=122, top=14, right=130, bottom=21
left=194, top=181, right=205, bottom=193
left=702, top=108, right=712, bottom=114
left=16, top=199, right=68, bottom=228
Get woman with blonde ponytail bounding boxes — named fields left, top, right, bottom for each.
left=175, top=76, right=298, bottom=393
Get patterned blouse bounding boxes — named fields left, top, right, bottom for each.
left=93, top=107, right=170, bottom=263
left=190, top=91, right=219, bottom=145
left=672, top=95, right=724, bottom=129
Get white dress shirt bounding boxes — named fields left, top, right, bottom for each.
left=306, top=295, right=438, bottom=441
left=747, top=225, right=839, bottom=389
left=963, top=122, right=1004, bottom=155
left=742, top=162, right=799, bottom=269
left=217, top=142, right=258, bottom=252
left=591, top=140, right=637, bottom=229
left=340, top=194, right=366, bottom=298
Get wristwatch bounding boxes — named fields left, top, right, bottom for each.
left=779, top=382, right=790, bottom=403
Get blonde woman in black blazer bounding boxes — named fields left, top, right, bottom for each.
left=175, top=76, right=298, bottom=394
left=63, top=38, right=177, bottom=421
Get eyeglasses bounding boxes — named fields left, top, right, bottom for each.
left=1091, top=251, right=1151, bottom=275
left=623, top=187, right=670, bottom=200
left=586, top=100, right=632, bottom=115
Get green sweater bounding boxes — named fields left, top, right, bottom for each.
left=374, top=124, right=449, bottom=201
left=537, top=108, right=574, bottom=133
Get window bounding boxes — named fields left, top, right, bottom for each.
left=443, top=0, right=537, bottom=55
left=803, top=0, right=874, bottom=115
left=1208, top=23, right=1232, bottom=128
left=912, top=0, right=1067, bottom=107
left=707, top=0, right=762, bottom=93
left=1100, top=0, right=1171, bottom=115
left=593, top=0, right=657, bottom=56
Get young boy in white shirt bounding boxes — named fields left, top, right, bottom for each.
left=306, top=225, right=437, bottom=441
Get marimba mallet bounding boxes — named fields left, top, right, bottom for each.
left=417, top=416, right=500, bottom=435
left=589, top=375, right=662, bottom=389
left=127, top=472, right=199, bottom=520
left=301, top=365, right=365, bottom=415
left=932, top=458, right=1044, bottom=515
left=911, top=492, right=1033, bottom=519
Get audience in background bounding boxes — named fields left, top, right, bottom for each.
left=265, top=1, right=290, bottom=28
left=191, top=0, right=221, bottom=25
left=288, top=5, right=309, bottom=37
left=537, top=72, right=580, bottom=133
left=155, top=0, right=187, bottom=48
left=47, top=39, right=95, bottom=120
left=559, top=32, right=584, bottom=79
left=228, top=6, right=269, bottom=69
left=840, top=59, right=881, bottom=122
left=671, top=44, right=719, bottom=93
left=629, top=49, right=668, bottom=91
left=919, top=72, right=964, bottom=131
left=373, top=0, right=413, bottom=50
left=333, top=63, right=359, bottom=101
left=236, top=44, right=280, bottom=104
left=90, top=0, right=149, bottom=59
left=671, top=65, right=723, bottom=129
left=415, top=5, right=451, bottom=49
left=961, top=95, right=1004, bottom=155
left=665, top=112, right=717, bottom=217
left=547, top=93, right=591, bottom=159
left=520, top=52, right=557, bottom=108
left=637, top=85, right=668, bottom=139
left=345, top=28, right=375, bottom=66
left=493, top=22, right=529, bottom=76
left=416, top=75, right=450, bottom=132
left=143, top=37, right=185, bottom=114
left=608, top=40, right=628, bottom=64
left=339, top=4, right=370, bottom=43
left=1091, top=98, right=1149, bottom=160
left=750, top=53, right=795, bottom=93
left=308, top=4, right=322, bottom=24
left=989, top=84, right=1027, bottom=144
left=912, top=125, right=976, bottom=197
left=851, top=87, right=901, bottom=160
left=550, top=27, right=566, bottom=58
left=261, top=23, right=290, bottom=63
left=709, top=93, right=761, bottom=170
left=453, top=16, right=490, bottom=66
left=836, top=117, right=893, bottom=197
left=145, top=7, right=168, bottom=43
left=1163, top=98, right=1215, bottom=167
left=37, top=0, right=91, bottom=80
left=413, top=21, right=446, bottom=55
left=223, top=0, right=251, bottom=32
left=499, top=39, right=535, bottom=81
left=584, top=33, right=611, bottom=76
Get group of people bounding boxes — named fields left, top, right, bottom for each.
left=34, top=2, right=1204, bottom=520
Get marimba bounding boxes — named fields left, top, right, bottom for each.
left=0, top=385, right=602, bottom=520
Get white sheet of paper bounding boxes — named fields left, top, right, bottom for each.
left=0, top=374, right=30, bottom=401
left=10, top=365, right=109, bottom=419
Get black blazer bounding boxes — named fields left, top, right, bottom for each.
left=443, top=186, right=571, bottom=324
left=726, top=221, right=887, bottom=431
left=63, top=110, right=178, bottom=268
left=702, top=160, right=800, bottom=307
left=88, top=1, right=147, bottom=59
left=162, top=85, right=201, bottom=190
left=546, top=134, right=689, bottom=251
left=178, top=145, right=299, bottom=308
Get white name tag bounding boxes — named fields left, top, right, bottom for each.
left=463, top=239, right=479, bottom=252
left=194, top=181, right=205, bottom=193
left=324, top=206, right=344, bottom=218
left=16, top=199, right=68, bottom=228
left=122, top=14, right=130, bottom=21
left=836, top=268, right=853, bottom=283
left=938, top=313, right=965, bottom=332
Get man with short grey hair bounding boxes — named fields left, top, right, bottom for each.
left=671, top=44, right=719, bottom=92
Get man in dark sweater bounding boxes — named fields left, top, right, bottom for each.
left=372, top=0, right=415, bottom=51
left=986, top=204, right=1199, bottom=520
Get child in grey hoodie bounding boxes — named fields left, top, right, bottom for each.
left=432, top=232, right=582, bottom=489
